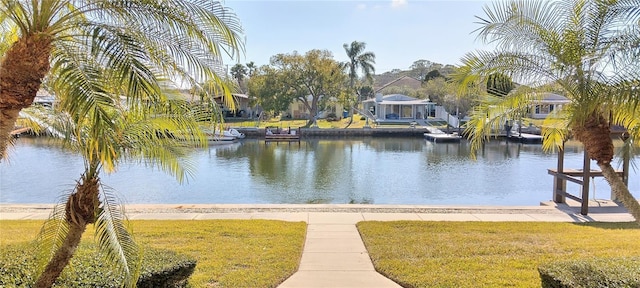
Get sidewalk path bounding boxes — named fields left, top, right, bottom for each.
left=278, top=213, right=400, bottom=288
left=0, top=202, right=635, bottom=288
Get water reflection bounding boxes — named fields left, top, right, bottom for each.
left=1, top=137, right=638, bottom=205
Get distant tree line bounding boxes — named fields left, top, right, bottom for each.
left=232, top=50, right=515, bottom=127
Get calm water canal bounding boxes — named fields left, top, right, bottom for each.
left=1, top=137, right=638, bottom=205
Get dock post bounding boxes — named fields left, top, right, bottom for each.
left=616, top=132, right=631, bottom=201
left=553, top=146, right=566, bottom=203
left=581, top=151, right=591, bottom=215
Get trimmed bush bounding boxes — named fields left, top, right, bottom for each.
left=539, top=258, right=640, bottom=288
left=0, top=242, right=195, bottom=287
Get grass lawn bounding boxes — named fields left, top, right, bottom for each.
left=0, top=220, right=306, bottom=288
left=226, top=115, right=368, bottom=129
left=358, top=221, right=640, bottom=288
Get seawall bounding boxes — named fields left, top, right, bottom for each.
left=237, top=127, right=432, bottom=138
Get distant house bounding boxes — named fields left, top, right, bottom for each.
left=529, top=93, right=570, bottom=119
left=213, top=93, right=252, bottom=117
left=362, top=94, right=435, bottom=124
left=171, top=90, right=253, bottom=118
left=34, top=89, right=56, bottom=108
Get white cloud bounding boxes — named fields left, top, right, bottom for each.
left=356, top=3, right=367, bottom=10
left=391, top=0, right=408, bottom=8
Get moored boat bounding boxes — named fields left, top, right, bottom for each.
left=424, top=127, right=462, bottom=143
left=228, top=128, right=245, bottom=139
left=202, top=129, right=237, bottom=144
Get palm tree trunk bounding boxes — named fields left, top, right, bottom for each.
left=572, top=113, right=614, bottom=164
left=35, top=221, right=87, bottom=288
left=0, top=34, right=52, bottom=159
left=599, top=163, right=640, bottom=225
left=572, top=113, right=639, bottom=224
left=35, top=176, right=99, bottom=288
left=344, top=106, right=354, bottom=128
left=0, top=109, right=20, bottom=159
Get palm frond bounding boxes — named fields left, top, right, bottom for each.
left=611, top=98, right=640, bottom=138
left=459, top=50, right=560, bottom=88
left=49, top=40, right=116, bottom=123
left=95, top=184, right=141, bottom=288
left=476, top=0, right=562, bottom=52
left=117, top=113, right=199, bottom=183
left=202, top=76, right=237, bottom=112
left=88, top=0, right=243, bottom=84
left=35, top=195, right=71, bottom=277
left=464, top=91, right=537, bottom=157
left=540, top=108, right=571, bottom=152
left=0, top=1, right=24, bottom=34
left=18, top=105, right=72, bottom=139
left=0, top=20, right=19, bottom=56
left=614, top=134, right=639, bottom=173
left=83, top=24, right=162, bottom=106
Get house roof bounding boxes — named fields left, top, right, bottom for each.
left=232, top=93, right=249, bottom=99
left=34, top=89, right=55, bottom=104
left=363, top=94, right=432, bottom=105
left=212, top=93, right=249, bottom=100
left=539, top=93, right=570, bottom=103
left=374, top=76, right=422, bottom=92
left=36, top=89, right=53, bottom=97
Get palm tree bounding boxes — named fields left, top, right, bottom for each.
left=246, top=61, right=257, bottom=77
left=31, top=87, right=205, bottom=287
left=230, top=63, right=248, bottom=93
left=0, top=0, right=243, bottom=160
left=342, top=41, right=375, bottom=126
left=457, top=0, right=640, bottom=222
left=0, top=1, right=243, bottom=286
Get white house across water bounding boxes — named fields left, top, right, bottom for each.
left=528, top=93, right=571, bottom=119
left=362, top=94, right=436, bottom=124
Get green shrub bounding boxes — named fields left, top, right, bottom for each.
left=0, top=242, right=195, bottom=287
left=539, top=258, right=640, bottom=288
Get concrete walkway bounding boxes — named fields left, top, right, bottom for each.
left=278, top=213, right=400, bottom=288
left=0, top=201, right=635, bottom=288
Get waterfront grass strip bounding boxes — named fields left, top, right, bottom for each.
left=357, top=221, right=640, bottom=287
left=0, top=220, right=306, bottom=288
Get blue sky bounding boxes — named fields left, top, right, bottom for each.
left=223, top=0, right=493, bottom=73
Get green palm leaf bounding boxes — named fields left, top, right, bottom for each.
left=35, top=200, right=71, bottom=277
left=95, top=184, right=141, bottom=288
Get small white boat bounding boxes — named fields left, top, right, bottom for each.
left=424, top=127, right=462, bottom=143
left=227, top=128, right=245, bottom=139
left=202, top=129, right=237, bottom=144
left=213, top=128, right=245, bottom=139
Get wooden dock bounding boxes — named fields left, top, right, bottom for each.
left=265, top=127, right=301, bottom=142
left=548, top=167, right=624, bottom=215
left=10, top=127, right=31, bottom=137
left=508, top=133, right=542, bottom=144
left=424, top=133, right=462, bottom=143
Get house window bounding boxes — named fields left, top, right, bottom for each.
left=536, top=105, right=551, bottom=114
left=384, top=105, right=400, bottom=119
left=401, top=105, right=413, bottom=118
